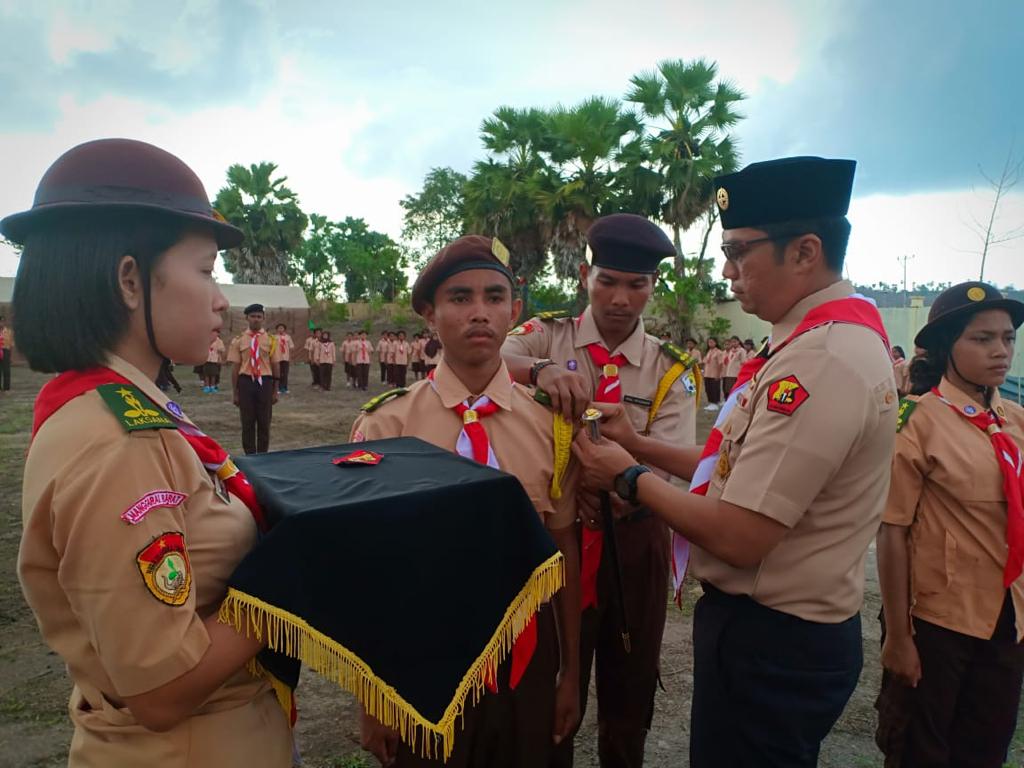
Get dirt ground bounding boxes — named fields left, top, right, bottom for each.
left=1, top=360, right=1022, bottom=768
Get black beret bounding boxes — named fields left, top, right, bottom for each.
left=0, top=138, right=243, bottom=249
left=713, top=156, right=856, bottom=230
left=412, top=235, right=514, bottom=315
left=244, top=303, right=265, bottom=315
left=586, top=213, right=674, bottom=274
left=915, top=281, right=1024, bottom=348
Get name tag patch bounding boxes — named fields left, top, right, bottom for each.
left=624, top=395, right=654, bottom=407
left=121, top=491, right=187, bottom=525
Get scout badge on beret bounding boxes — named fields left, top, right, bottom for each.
left=224, top=437, right=565, bottom=760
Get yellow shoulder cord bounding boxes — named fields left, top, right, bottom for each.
left=550, top=413, right=573, bottom=499
left=644, top=362, right=702, bottom=435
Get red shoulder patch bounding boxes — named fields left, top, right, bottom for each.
left=766, top=375, right=809, bottom=416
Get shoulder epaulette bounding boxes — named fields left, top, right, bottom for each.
left=96, top=383, right=177, bottom=432
left=536, top=310, right=570, bottom=321
left=660, top=341, right=697, bottom=368
left=896, top=397, right=918, bottom=433
left=361, top=387, right=409, bottom=413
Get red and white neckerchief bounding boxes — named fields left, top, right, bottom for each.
left=579, top=341, right=629, bottom=611
left=0, top=329, right=5, bottom=361
left=932, top=388, right=1024, bottom=586
left=426, top=368, right=501, bottom=469
left=249, top=330, right=265, bottom=385
left=672, top=294, right=891, bottom=604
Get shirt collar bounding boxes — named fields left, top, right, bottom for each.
left=433, top=357, right=514, bottom=411
left=937, top=376, right=1006, bottom=420
left=104, top=353, right=196, bottom=426
left=770, top=279, right=855, bottom=349
left=574, top=305, right=646, bottom=365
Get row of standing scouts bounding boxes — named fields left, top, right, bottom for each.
left=5, top=138, right=1023, bottom=768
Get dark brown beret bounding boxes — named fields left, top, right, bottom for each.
left=915, top=281, right=1024, bottom=348
left=411, top=235, right=514, bottom=315
left=586, top=214, right=675, bottom=274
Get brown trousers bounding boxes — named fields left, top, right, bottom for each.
left=356, top=363, right=370, bottom=390
left=552, top=515, right=669, bottom=768
left=704, top=377, right=721, bottom=405
left=320, top=363, right=334, bottom=391
left=875, top=596, right=1024, bottom=768
left=394, top=605, right=558, bottom=768
left=394, top=364, right=408, bottom=388
left=278, top=360, right=290, bottom=390
left=238, top=374, right=273, bottom=454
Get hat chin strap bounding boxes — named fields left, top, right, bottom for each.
left=949, top=352, right=991, bottom=405
left=137, top=256, right=172, bottom=382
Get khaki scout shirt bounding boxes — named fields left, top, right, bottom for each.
left=275, top=332, right=293, bottom=362
left=304, top=335, right=317, bottom=362
left=319, top=341, right=336, bottom=365
left=351, top=358, right=577, bottom=532
left=724, top=347, right=745, bottom=378
left=18, top=354, right=290, bottom=767
left=691, top=280, right=898, bottom=622
left=502, top=306, right=696, bottom=446
left=226, top=329, right=281, bottom=378
left=703, top=347, right=725, bottom=378
left=393, top=341, right=411, bottom=366
left=206, top=337, right=225, bottom=364
left=884, top=379, right=1024, bottom=640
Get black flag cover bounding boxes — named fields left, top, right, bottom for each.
left=220, top=437, right=564, bottom=760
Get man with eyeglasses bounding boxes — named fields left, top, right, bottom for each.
left=571, top=157, right=897, bottom=767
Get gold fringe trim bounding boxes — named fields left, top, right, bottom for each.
left=219, top=551, right=565, bottom=762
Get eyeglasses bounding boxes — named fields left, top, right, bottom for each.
left=720, top=234, right=797, bottom=261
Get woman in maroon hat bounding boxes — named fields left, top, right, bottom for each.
left=4, top=139, right=292, bottom=767
left=876, top=281, right=1024, bottom=767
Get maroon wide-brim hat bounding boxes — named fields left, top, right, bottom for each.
left=915, top=281, right=1024, bottom=348
left=0, top=138, right=243, bottom=249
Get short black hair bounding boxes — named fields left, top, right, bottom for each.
left=760, top=216, right=851, bottom=273
left=276, top=323, right=286, bottom=330
left=13, top=210, right=186, bottom=373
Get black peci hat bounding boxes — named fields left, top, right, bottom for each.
left=915, top=281, right=1024, bottom=348
left=713, top=156, right=856, bottom=231
left=586, top=213, right=675, bottom=274
left=244, top=303, right=265, bottom=316
left=0, top=138, right=243, bottom=249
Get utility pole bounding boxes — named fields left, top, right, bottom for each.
left=897, top=254, right=915, bottom=307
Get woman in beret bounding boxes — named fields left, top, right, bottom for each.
left=876, top=282, right=1024, bottom=767
left=5, top=139, right=292, bottom=767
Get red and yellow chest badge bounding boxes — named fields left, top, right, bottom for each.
left=766, top=375, right=809, bottom=416
left=333, top=449, right=383, bottom=466
left=136, top=532, right=191, bottom=606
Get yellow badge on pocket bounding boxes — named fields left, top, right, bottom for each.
left=136, top=532, right=192, bottom=606
left=715, top=448, right=731, bottom=480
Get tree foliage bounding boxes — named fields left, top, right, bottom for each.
left=400, top=167, right=468, bottom=268
left=333, top=217, right=408, bottom=302
left=214, top=162, right=308, bottom=285
left=400, top=57, right=745, bottom=338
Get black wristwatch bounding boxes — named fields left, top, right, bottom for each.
left=614, top=465, right=651, bottom=504
left=529, top=358, right=557, bottom=386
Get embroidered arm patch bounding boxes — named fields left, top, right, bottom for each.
left=766, top=375, right=810, bottom=416
left=136, top=532, right=192, bottom=606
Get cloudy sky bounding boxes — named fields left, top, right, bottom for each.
left=1, top=0, right=1022, bottom=289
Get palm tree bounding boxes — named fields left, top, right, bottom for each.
left=214, top=162, right=308, bottom=285
left=538, top=97, right=645, bottom=282
left=626, top=59, right=744, bottom=263
left=463, top=107, right=555, bottom=281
